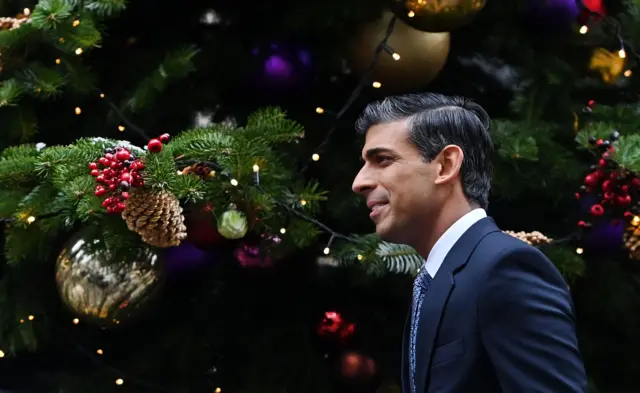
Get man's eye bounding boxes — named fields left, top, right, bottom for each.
left=376, top=156, right=392, bottom=164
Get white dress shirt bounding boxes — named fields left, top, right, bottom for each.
left=423, top=209, right=487, bottom=278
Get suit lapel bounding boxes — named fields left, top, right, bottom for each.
left=414, top=217, right=500, bottom=393
left=401, top=313, right=411, bottom=393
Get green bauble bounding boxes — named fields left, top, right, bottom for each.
left=217, top=208, right=248, bottom=239
left=55, top=230, right=165, bottom=327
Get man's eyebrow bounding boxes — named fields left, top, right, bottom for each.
left=362, top=147, right=396, bottom=161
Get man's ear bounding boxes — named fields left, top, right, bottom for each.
left=434, top=145, right=464, bottom=185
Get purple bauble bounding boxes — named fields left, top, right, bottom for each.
left=523, top=0, right=580, bottom=32
left=250, top=43, right=313, bottom=90
left=582, top=219, right=625, bottom=252
left=164, top=241, right=219, bottom=278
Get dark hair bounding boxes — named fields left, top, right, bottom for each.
left=355, top=92, right=493, bottom=209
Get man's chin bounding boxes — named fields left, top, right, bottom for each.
left=375, top=225, right=403, bottom=244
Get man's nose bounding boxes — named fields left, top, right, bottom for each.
left=352, top=167, right=374, bottom=195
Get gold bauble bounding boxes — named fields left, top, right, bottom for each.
left=55, top=230, right=165, bottom=327
left=390, top=0, right=487, bottom=32
left=348, top=12, right=450, bottom=93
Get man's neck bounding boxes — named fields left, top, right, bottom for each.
left=415, top=201, right=476, bottom=259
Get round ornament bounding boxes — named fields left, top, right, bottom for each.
left=55, top=231, right=165, bottom=327
left=389, top=0, right=487, bottom=33
left=217, top=207, right=249, bottom=240
left=348, top=12, right=450, bottom=93
left=184, top=203, right=226, bottom=249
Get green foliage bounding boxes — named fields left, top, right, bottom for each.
left=0, top=108, right=339, bottom=351
left=540, top=244, right=586, bottom=284
left=0, top=0, right=127, bottom=144
left=123, top=46, right=200, bottom=113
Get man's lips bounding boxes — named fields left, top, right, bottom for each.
left=368, top=201, right=389, bottom=220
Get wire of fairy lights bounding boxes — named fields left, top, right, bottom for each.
left=303, top=15, right=399, bottom=169
left=575, top=0, right=640, bottom=67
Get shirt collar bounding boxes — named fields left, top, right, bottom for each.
left=424, top=208, right=487, bottom=277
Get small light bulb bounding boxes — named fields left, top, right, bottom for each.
left=23, top=8, right=31, bottom=16
left=619, top=48, right=626, bottom=58
left=55, top=58, right=61, bottom=64
left=99, top=93, right=105, bottom=98
left=26, top=216, right=35, bottom=224
left=253, top=164, right=259, bottom=172
left=315, top=107, right=324, bottom=114
left=96, top=349, right=104, bottom=355
left=75, top=107, right=81, bottom=115
left=20, top=319, right=24, bottom=323
left=177, top=170, right=183, bottom=175
left=75, top=48, right=83, bottom=55
left=115, top=378, right=124, bottom=385
left=72, top=20, right=80, bottom=27
left=28, top=315, right=34, bottom=321
left=0, top=350, right=4, bottom=358
left=230, top=179, right=238, bottom=186
left=311, top=154, right=320, bottom=161
left=215, top=388, right=221, bottom=393
left=280, top=228, right=286, bottom=234
left=624, top=70, right=632, bottom=77
left=72, top=318, right=79, bottom=324
left=408, top=10, right=415, bottom=17
left=392, top=53, right=400, bottom=60
left=208, top=171, right=216, bottom=178
left=579, top=25, right=588, bottom=34
left=633, top=216, right=640, bottom=226
left=118, top=125, right=125, bottom=131
left=576, top=247, right=584, bottom=255
left=323, top=247, right=330, bottom=255
left=357, top=254, right=364, bottom=261
left=300, top=199, right=307, bottom=206
left=372, top=81, right=382, bottom=88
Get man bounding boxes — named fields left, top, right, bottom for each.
left=352, top=93, right=587, bottom=393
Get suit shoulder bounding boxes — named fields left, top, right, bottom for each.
left=477, top=230, right=541, bottom=258
left=477, top=230, right=567, bottom=286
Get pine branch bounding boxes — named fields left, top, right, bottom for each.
left=0, top=79, right=23, bottom=106
left=123, top=46, right=199, bottom=113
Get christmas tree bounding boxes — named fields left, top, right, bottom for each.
left=1, top=0, right=639, bottom=392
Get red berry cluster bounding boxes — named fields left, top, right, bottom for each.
left=89, top=147, right=145, bottom=214
left=575, top=131, right=640, bottom=228
left=147, top=133, right=170, bottom=153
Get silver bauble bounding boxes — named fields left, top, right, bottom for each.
left=55, top=230, right=165, bottom=327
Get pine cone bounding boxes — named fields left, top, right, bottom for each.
left=623, top=226, right=640, bottom=260
left=121, top=188, right=187, bottom=248
left=503, top=230, right=552, bottom=246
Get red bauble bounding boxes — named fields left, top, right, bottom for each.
left=184, top=204, right=225, bottom=249
left=147, top=139, right=163, bottom=153
left=159, top=133, right=170, bottom=143
left=590, top=204, right=604, bottom=216
left=89, top=162, right=98, bottom=170
left=338, top=351, right=376, bottom=380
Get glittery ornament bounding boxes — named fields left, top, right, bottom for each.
left=217, top=207, right=248, bottom=240
left=55, top=230, right=165, bottom=327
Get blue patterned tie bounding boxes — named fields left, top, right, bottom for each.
left=410, top=267, right=433, bottom=393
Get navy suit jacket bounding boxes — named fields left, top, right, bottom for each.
left=401, top=217, right=587, bottom=393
